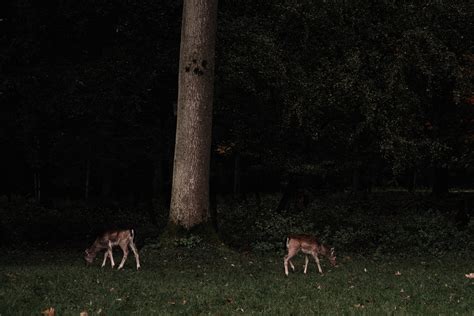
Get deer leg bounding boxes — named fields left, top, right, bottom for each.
left=129, top=239, right=141, bottom=270
left=283, top=259, right=296, bottom=272
left=312, top=253, right=323, bottom=274
left=117, top=243, right=129, bottom=270
left=304, top=255, right=309, bottom=274
left=284, top=249, right=298, bottom=276
left=101, top=251, right=109, bottom=268
left=108, top=241, right=115, bottom=268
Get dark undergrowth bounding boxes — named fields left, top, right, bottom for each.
left=217, top=192, right=474, bottom=256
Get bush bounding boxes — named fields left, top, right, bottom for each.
left=217, top=194, right=474, bottom=255
left=217, top=196, right=315, bottom=253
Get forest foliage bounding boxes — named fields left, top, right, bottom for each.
left=1, top=1, right=473, bottom=247
left=2, top=0, right=473, bottom=202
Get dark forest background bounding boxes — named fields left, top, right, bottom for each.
left=1, top=0, right=473, bottom=253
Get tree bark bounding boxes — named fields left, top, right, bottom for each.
left=169, top=0, right=218, bottom=230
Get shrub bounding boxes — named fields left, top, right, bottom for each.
left=217, top=194, right=474, bottom=255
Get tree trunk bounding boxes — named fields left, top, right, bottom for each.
left=169, top=0, right=218, bottom=230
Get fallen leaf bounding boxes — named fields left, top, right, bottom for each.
left=168, top=301, right=176, bottom=305
left=395, top=271, right=402, bottom=276
left=465, top=273, right=474, bottom=279
left=354, top=304, right=365, bottom=308
left=41, top=307, right=55, bottom=316
left=364, top=268, right=367, bottom=272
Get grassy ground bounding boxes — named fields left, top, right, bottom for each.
left=0, top=245, right=473, bottom=315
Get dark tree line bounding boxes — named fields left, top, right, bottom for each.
left=1, top=0, right=473, bottom=213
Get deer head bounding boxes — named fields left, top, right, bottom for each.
left=84, top=248, right=96, bottom=264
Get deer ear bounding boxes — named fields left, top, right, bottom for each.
left=330, top=247, right=335, bottom=255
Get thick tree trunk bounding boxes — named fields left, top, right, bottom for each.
left=169, top=0, right=218, bottom=230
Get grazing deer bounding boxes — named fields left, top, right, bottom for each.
left=84, top=229, right=141, bottom=270
left=284, top=234, right=336, bottom=276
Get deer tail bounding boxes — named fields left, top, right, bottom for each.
left=286, top=237, right=290, bottom=249
left=130, top=229, right=135, bottom=240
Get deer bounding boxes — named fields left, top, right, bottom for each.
left=84, top=229, right=141, bottom=270
left=284, top=234, right=336, bottom=276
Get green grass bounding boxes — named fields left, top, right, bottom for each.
left=0, top=246, right=473, bottom=315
